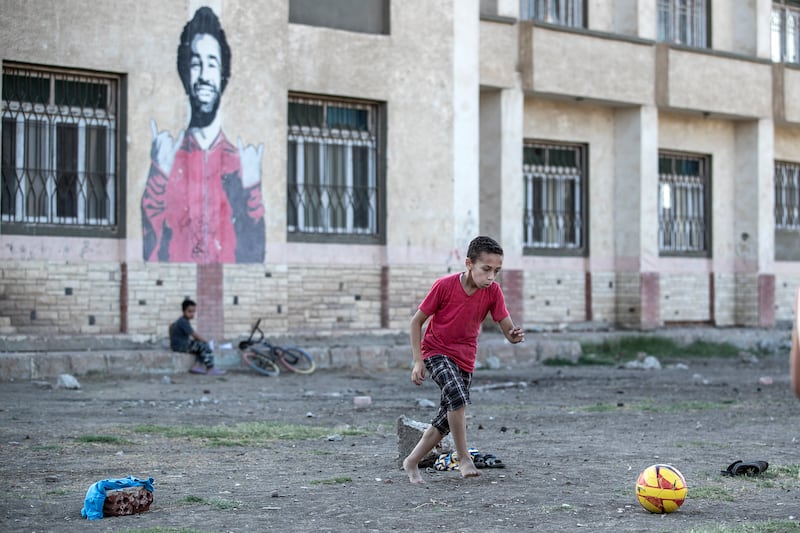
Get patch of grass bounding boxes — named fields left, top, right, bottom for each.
left=179, top=495, right=240, bottom=510
left=135, top=421, right=368, bottom=447
left=740, top=464, right=800, bottom=489
left=688, top=485, right=736, bottom=501
left=577, top=399, right=733, bottom=413
left=674, top=440, right=727, bottom=448
left=579, top=336, right=741, bottom=365
left=76, top=435, right=133, bottom=445
left=310, top=476, right=352, bottom=485
left=542, top=357, right=579, bottom=366
left=638, top=399, right=735, bottom=412
left=688, top=522, right=800, bottom=533
left=579, top=403, right=619, bottom=413
left=538, top=503, right=574, bottom=513
left=30, top=445, right=62, bottom=452
left=774, top=464, right=800, bottom=478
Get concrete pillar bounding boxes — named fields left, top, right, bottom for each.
left=479, top=85, right=523, bottom=257
left=613, top=105, right=659, bottom=329
left=734, top=118, right=775, bottom=326
left=480, top=83, right=523, bottom=322
left=197, top=263, right=224, bottom=341
left=453, top=0, right=481, bottom=251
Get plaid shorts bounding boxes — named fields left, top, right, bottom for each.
left=424, top=355, right=473, bottom=436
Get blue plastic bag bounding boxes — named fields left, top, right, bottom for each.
left=80, top=475, right=155, bottom=520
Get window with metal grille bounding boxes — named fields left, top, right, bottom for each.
left=523, top=141, right=586, bottom=253
left=657, top=0, right=709, bottom=48
left=772, top=0, right=800, bottom=64
left=775, top=160, right=800, bottom=229
left=1, top=64, right=119, bottom=234
left=287, top=95, right=382, bottom=241
left=519, top=0, right=585, bottom=28
left=658, top=152, right=710, bottom=256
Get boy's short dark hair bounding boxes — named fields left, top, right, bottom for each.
left=182, top=299, right=197, bottom=312
left=467, top=236, right=504, bottom=262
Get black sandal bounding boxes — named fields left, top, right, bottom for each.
left=720, top=460, right=769, bottom=476
left=482, top=454, right=505, bottom=468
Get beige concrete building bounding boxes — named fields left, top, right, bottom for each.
left=0, top=0, right=798, bottom=341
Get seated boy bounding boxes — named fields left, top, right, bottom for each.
left=170, top=299, right=224, bottom=375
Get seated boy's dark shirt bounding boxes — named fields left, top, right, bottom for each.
left=170, top=317, right=193, bottom=352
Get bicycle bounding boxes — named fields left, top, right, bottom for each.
left=238, top=318, right=316, bottom=376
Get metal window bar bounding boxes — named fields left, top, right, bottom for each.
left=1, top=66, right=117, bottom=226
left=523, top=143, right=583, bottom=249
left=287, top=97, right=378, bottom=235
left=772, top=3, right=800, bottom=63
left=775, top=161, right=800, bottom=229
left=658, top=155, right=708, bottom=253
left=657, top=0, right=708, bottom=47
left=519, top=0, right=584, bottom=27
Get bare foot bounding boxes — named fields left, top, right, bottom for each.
left=460, top=460, right=481, bottom=479
left=403, top=457, right=426, bottom=484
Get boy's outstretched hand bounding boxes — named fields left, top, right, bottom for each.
left=507, top=325, right=525, bottom=344
left=411, top=361, right=426, bottom=386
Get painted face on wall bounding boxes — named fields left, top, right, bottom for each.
left=188, top=33, right=222, bottom=127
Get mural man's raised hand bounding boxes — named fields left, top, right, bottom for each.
left=150, top=119, right=184, bottom=175
left=237, top=137, right=263, bottom=189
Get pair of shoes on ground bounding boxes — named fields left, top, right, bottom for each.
left=720, top=460, right=768, bottom=476
left=433, top=448, right=505, bottom=471
left=472, top=452, right=504, bottom=469
left=190, top=364, right=225, bottom=376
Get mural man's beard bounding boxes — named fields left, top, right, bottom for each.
left=189, top=87, right=221, bottom=128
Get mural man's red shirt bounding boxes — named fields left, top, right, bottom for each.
left=142, top=131, right=264, bottom=263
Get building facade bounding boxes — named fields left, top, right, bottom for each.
left=0, top=0, right=798, bottom=340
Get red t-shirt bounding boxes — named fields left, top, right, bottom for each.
left=419, top=272, right=509, bottom=372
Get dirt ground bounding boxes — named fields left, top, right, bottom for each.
left=2, top=335, right=800, bottom=532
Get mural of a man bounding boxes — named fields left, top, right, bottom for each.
left=141, top=6, right=265, bottom=263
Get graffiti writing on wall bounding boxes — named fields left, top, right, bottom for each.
left=141, top=6, right=265, bottom=264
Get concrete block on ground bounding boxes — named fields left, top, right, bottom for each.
left=305, top=347, right=330, bottom=369
left=66, top=352, right=108, bottom=376
left=386, top=346, right=412, bottom=369
left=104, top=352, right=146, bottom=376
left=359, top=346, right=388, bottom=369
left=396, top=415, right=453, bottom=470
left=534, top=340, right=582, bottom=363
left=330, top=347, right=360, bottom=368
left=173, top=352, right=195, bottom=372
left=30, top=353, right=70, bottom=380
left=0, top=354, right=31, bottom=381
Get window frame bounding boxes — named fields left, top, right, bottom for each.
left=772, top=0, right=800, bottom=64
left=519, top=0, right=586, bottom=29
left=286, top=92, right=385, bottom=245
left=1, top=62, right=125, bottom=238
left=775, top=159, right=800, bottom=230
left=522, top=139, right=589, bottom=257
left=657, top=0, right=710, bottom=49
left=657, top=150, right=712, bottom=258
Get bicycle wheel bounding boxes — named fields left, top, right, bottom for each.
left=275, top=346, right=316, bottom=374
left=242, top=347, right=280, bottom=376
